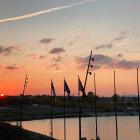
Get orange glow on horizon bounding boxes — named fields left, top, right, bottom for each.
left=0, top=68, right=139, bottom=97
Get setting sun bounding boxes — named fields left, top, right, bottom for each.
left=0, top=93, right=5, bottom=97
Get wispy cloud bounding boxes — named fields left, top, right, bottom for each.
left=49, top=47, right=65, bottom=54
left=0, top=45, right=20, bottom=56
left=68, top=36, right=80, bottom=46
left=40, top=38, right=55, bottom=44
left=39, top=55, right=46, bottom=59
left=52, top=56, right=62, bottom=63
left=0, top=64, right=22, bottom=71
left=0, top=0, right=95, bottom=23
left=119, top=30, right=128, bottom=35
left=27, top=54, right=47, bottom=59
left=5, top=65, right=19, bottom=71
left=113, top=36, right=127, bottom=42
left=47, top=64, right=59, bottom=70
left=27, top=53, right=38, bottom=59
left=113, top=30, right=128, bottom=42
left=95, top=30, right=128, bottom=50
left=95, top=44, right=112, bottom=50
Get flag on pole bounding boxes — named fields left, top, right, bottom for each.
left=78, top=77, right=86, bottom=97
left=64, top=79, right=71, bottom=100
left=51, top=81, right=57, bottom=102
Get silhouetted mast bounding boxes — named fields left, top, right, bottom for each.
left=20, top=74, right=28, bottom=140
left=137, top=68, right=140, bottom=130
left=50, top=79, right=53, bottom=138
left=114, top=71, right=118, bottom=140
left=64, top=78, right=66, bottom=140
left=79, top=50, right=94, bottom=140
left=94, top=73, right=98, bottom=139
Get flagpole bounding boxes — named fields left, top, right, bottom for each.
left=78, top=75, right=80, bottom=138
left=79, top=50, right=93, bottom=140
left=19, top=94, right=23, bottom=140
left=78, top=84, right=80, bottom=97
left=137, top=68, right=140, bottom=130
left=94, top=73, right=98, bottom=139
left=64, top=78, right=66, bottom=140
left=20, top=74, right=28, bottom=140
left=114, top=71, right=118, bottom=140
left=78, top=75, right=82, bottom=140
left=50, top=79, right=53, bottom=139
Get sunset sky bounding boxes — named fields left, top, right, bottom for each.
left=0, top=0, right=140, bottom=96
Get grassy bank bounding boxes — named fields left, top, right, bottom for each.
left=0, top=122, right=57, bottom=140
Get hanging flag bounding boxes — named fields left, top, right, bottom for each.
left=51, top=81, right=57, bottom=102
left=64, top=79, right=71, bottom=100
left=78, top=77, right=86, bottom=97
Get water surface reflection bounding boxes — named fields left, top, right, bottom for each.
left=11, top=116, right=140, bottom=140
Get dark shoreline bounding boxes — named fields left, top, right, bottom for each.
left=6, top=111, right=139, bottom=122
left=0, top=105, right=139, bottom=122
left=0, top=122, right=57, bottom=140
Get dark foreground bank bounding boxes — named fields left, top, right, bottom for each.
left=0, top=122, right=57, bottom=140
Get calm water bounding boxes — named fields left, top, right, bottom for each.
left=11, top=116, right=140, bottom=140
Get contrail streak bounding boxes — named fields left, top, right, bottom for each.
left=0, top=0, right=95, bottom=23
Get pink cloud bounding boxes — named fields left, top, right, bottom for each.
left=126, top=3, right=134, bottom=9
left=47, top=64, right=59, bottom=70
left=119, top=30, right=128, bottom=35
left=39, top=55, right=46, bottom=59
left=27, top=53, right=38, bottom=59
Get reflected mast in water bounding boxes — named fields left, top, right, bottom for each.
left=64, top=78, right=66, bottom=140
left=94, top=73, right=101, bottom=140
left=137, top=68, right=140, bottom=131
left=50, top=79, right=56, bottom=138
left=114, top=71, right=118, bottom=140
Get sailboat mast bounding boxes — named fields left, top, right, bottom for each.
left=50, top=79, right=53, bottom=138
left=114, top=71, right=118, bottom=140
left=94, top=73, right=98, bottom=139
left=137, top=68, right=140, bottom=129
left=64, top=79, right=66, bottom=140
